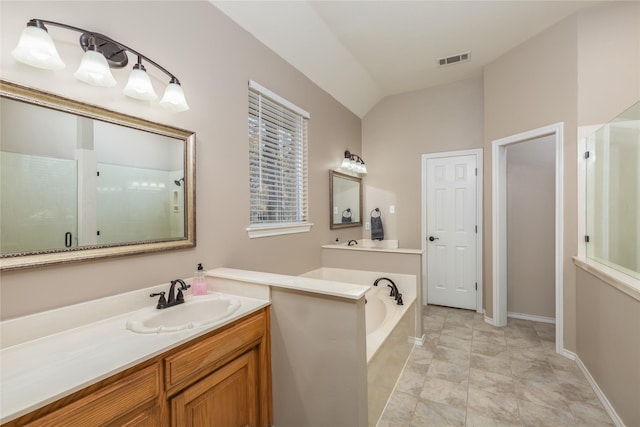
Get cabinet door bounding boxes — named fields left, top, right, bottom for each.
left=171, top=350, right=258, bottom=427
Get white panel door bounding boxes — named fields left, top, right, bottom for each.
left=427, top=154, right=477, bottom=309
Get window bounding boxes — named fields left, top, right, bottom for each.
left=247, top=81, right=311, bottom=238
left=585, top=101, right=640, bottom=281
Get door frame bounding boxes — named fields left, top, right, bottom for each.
left=421, top=149, right=483, bottom=313
left=491, top=122, right=564, bottom=354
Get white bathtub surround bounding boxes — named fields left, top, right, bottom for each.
left=365, top=285, right=415, bottom=362
left=0, top=280, right=270, bottom=424
left=301, top=267, right=417, bottom=427
left=302, top=267, right=421, bottom=347
left=366, top=291, right=415, bottom=425
left=321, top=244, right=424, bottom=346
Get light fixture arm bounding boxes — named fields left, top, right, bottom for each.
left=27, top=19, right=181, bottom=83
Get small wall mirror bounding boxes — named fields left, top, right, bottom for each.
left=0, top=80, right=196, bottom=270
left=330, top=170, right=362, bottom=229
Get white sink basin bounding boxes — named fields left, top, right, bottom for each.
left=126, top=294, right=241, bottom=334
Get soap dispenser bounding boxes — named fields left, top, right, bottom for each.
left=193, top=263, right=207, bottom=296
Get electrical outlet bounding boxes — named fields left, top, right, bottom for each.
left=333, top=206, right=338, bottom=214
left=365, top=222, right=370, bottom=230
left=389, top=205, right=395, bottom=214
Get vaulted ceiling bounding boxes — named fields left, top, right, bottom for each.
left=213, top=1, right=597, bottom=118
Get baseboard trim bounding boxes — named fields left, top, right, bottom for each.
left=409, top=334, right=426, bottom=346
left=507, top=311, right=555, bottom=324
left=484, top=315, right=495, bottom=326
left=566, top=350, right=625, bottom=427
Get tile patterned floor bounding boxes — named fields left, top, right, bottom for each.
left=377, top=305, right=614, bottom=427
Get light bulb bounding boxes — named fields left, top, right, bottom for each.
left=341, top=157, right=352, bottom=170
left=123, top=63, right=157, bottom=101
left=11, top=24, right=65, bottom=70
left=74, top=47, right=117, bottom=87
left=159, top=80, right=190, bottom=112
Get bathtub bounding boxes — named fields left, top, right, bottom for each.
left=301, top=267, right=416, bottom=426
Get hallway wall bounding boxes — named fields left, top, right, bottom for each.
left=506, top=136, right=556, bottom=319
left=483, top=14, right=579, bottom=347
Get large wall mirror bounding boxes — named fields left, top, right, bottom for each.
left=0, top=80, right=196, bottom=270
left=330, top=170, right=362, bottom=229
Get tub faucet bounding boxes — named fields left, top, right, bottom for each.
left=373, top=277, right=398, bottom=296
left=373, top=277, right=403, bottom=305
left=348, top=239, right=358, bottom=246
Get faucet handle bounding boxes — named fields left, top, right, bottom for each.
left=174, top=279, right=190, bottom=303
left=396, top=293, right=403, bottom=306
left=150, top=292, right=167, bottom=309
left=387, top=284, right=396, bottom=297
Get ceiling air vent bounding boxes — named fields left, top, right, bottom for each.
left=438, top=51, right=471, bottom=67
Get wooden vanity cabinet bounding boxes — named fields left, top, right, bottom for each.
left=165, top=307, right=271, bottom=427
left=4, top=308, right=272, bottom=427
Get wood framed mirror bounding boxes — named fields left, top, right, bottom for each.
left=0, top=80, right=196, bottom=270
left=329, top=170, right=362, bottom=229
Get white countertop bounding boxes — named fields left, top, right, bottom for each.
left=207, top=267, right=370, bottom=300
left=0, top=267, right=372, bottom=423
left=0, top=287, right=269, bottom=424
left=322, top=243, right=423, bottom=255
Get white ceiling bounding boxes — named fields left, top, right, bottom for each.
left=212, top=1, right=597, bottom=118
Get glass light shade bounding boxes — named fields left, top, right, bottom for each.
left=360, top=164, right=368, bottom=174
left=341, top=157, right=352, bottom=170
left=159, top=82, right=190, bottom=112
left=74, top=49, right=117, bottom=87
left=11, top=26, right=65, bottom=70
left=123, top=68, right=157, bottom=101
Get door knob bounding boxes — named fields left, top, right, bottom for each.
left=428, top=236, right=439, bottom=242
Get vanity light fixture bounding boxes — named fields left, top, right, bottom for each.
left=11, top=19, right=189, bottom=112
left=341, top=150, right=367, bottom=175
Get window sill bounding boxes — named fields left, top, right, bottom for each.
left=573, top=256, right=640, bottom=302
left=246, top=223, right=313, bottom=239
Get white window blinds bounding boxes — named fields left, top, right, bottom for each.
left=248, top=81, right=310, bottom=236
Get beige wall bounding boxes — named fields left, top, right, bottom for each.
left=506, top=136, right=556, bottom=319
left=361, top=76, right=484, bottom=249
left=574, top=3, right=640, bottom=426
left=0, top=1, right=362, bottom=319
left=483, top=15, right=579, bottom=350
left=575, top=269, right=640, bottom=426
left=270, top=288, right=368, bottom=427
left=577, top=2, right=640, bottom=127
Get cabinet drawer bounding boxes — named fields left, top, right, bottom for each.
left=25, top=364, right=159, bottom=427
left=165, top=310, right=265, bottom=390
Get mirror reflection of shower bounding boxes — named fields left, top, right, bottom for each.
left=174, top=177, right=184, bottom=186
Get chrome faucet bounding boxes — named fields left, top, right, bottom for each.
left=150, top=279, right=191, bottom=309
left=372, top=277, right=403, bottom=305
left=348, top=239, right=358, bottom=246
